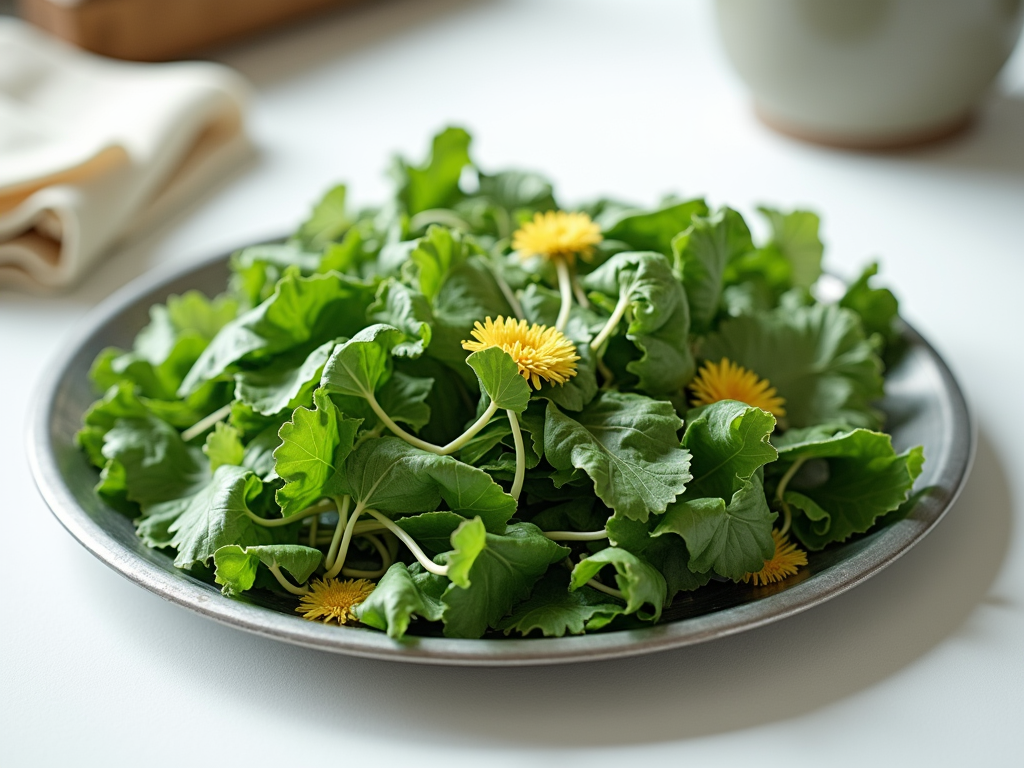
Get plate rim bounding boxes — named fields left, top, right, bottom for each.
left=27, top=245, right=976, bottom=666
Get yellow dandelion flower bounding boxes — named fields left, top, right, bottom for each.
left=462, top=316, right=580, bottom=389
left=742, top=529, right=808, bottom=586
left=296, top=577, right=375, bottom=625
left=512, top=210, right=602, bottom=264
left=689, top=357, right=787, bottom=417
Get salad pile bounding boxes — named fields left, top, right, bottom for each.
left=77, top=128, right=923, bottom=639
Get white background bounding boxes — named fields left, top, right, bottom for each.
left=2, top=1, right=1023, bottom=765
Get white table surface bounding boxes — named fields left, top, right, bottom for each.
left=3, top=2, right=1023, bottom=765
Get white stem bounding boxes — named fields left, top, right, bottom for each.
left=367, top=395, right=499, bottom=455
left=544, top=530, right=608, bottom=541
left=353, top=423, right=384, bottom=450
left=586, top=578, right=624, bottom=599
left=315, top=520, right=389, bottom=545
left=507, top=409, right=526, bottom=502
left=324, top=495, right=351, bottom=573
left=775, top=456, right=807, bottom=538
left=181, top=403, right=233, bottom=442
left=268, top=563, right=309, bottom=596
left=590, top=290, right=631, bottom=352
left=364, top=533, right=393, bottom=571
left=363, top=509, right=450, bottom=576
left=555, top=256, right=574, bottom=331
left=246, top=497, right=333, bottom=528
left=339, top=532, right=390, bottom=579
left=324, top=503, right=365, bottom=580
left=570, top=268, right=591, bottom=309
left=596, top=355, right=616, bottom=388
left=493, top=207, right=512, bottom=240
left=490, top=257, right=524, bottom=319
left=779, top=504, right=793, bottom=539
left=409, top=209, right=471, bottom=231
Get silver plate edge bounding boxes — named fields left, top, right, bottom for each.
left=26, top=246, right=975, bottom=666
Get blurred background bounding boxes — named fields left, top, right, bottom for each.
left=4, top=0, right=1022, bottom=295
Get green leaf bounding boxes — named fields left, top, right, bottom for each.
left=165, top=290, right=239, bottom=340
left=242, top=424, right=282, bottom=479
left=317, top=226, right=364, bottom=275
left=394, top=355, right=475, bottom=446
left=605, top=514, right=711, bottom=598
left=341, top=437, right=516, bottom=531
left=466, top=346, right=531, bottom=413
left=569, top=547, right=666, bottom=621
left=355, top=562, right=446, bottom=638
left=409, top=225, right=475, bottom=302
left=375, top=370, right=434, bottom=432
left=515, top=283, right=599, bottom=411
left=234, top=338, right=336, bottom=416
left=653, top=476, right=776, bottom=580
left=203, top=422, right=244, bottom=472
left=439, top=522, right=569, bottom=638
left=681, top=400, right=778, bottom=500
left=230, top=243, right=323, bottom=278
left=101, top=416, right=207, bottom=507
left=90, top=292, right=233, bottom=412
left=444, top=516, right=487, bottom=588
left=91, top=299, right=219, bottom=402
left=256, top=544, right=322, bottom=582
left=430, top=256, right=512, bottom=327
left=428, top=257, right=515, bottom=384
left=393, top=511, right=466, bottom=555
left=274, top=389, right=361, bottom=517
left=211, top=544, right=259, bottom=595
left=543, top=392, right=691, bottom=521
left=395, top=127, right=472, bottom=216
left=839, top=262, right=904, bottom=363
left=757, top=207, right=823, bottom=289
left=77, top=382, right=150, bottom=467
left=180, top=271, right=374, bottom=396
left=228, top=400, right=281, bottom=441
left=168, top=465, right=274, bottom=568
left=320, top=323, right=403, bottom=399
left=600, top=198, right=708, bottom=255
left=479, top=170, right=556, bottom=210
left=328, top=367, right=435, bottom=434
left=298, top=184, right=352, bottom=248
left=519, top=281, right=603, bottom=335
left=227, top=245, right=314, bottom=307
left=368, top=280, right=432, bottom=358
left=456, top=419, right=514, bottom=468
left=529, top=497, right=607, bottom=534
left=213, top=544, right=323, bottom=595
left=584, top=251, right=695, bottom=394
left=673, top=208, right=754, bottom=334
left=774, top=426, right=925, bottom=549
left=700, top=303, right=885, bottom=429
left=498, top=569, right=624, bottom=637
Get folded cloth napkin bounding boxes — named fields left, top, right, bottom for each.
left=0, top=18, right=252, bottom=291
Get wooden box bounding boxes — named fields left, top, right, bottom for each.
left=19, top=0, right=367, bottom=61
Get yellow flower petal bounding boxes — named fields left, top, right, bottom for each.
left=742, top=529, right=808, bottom=586
left=296, top=577, right=375, bottom=625
left=689, top=358, right=787, bottom=417
left=512, top=210, right=602, bottom=264
left=462, top=316, right=579, bottom=389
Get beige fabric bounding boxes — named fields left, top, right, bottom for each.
left=0, top=18, right=252, bottom=291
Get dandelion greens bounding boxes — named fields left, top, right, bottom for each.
left=77, top=128, right=924, bottom=639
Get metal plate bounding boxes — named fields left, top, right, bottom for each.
left=27, top=248, right=974, bottom=666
